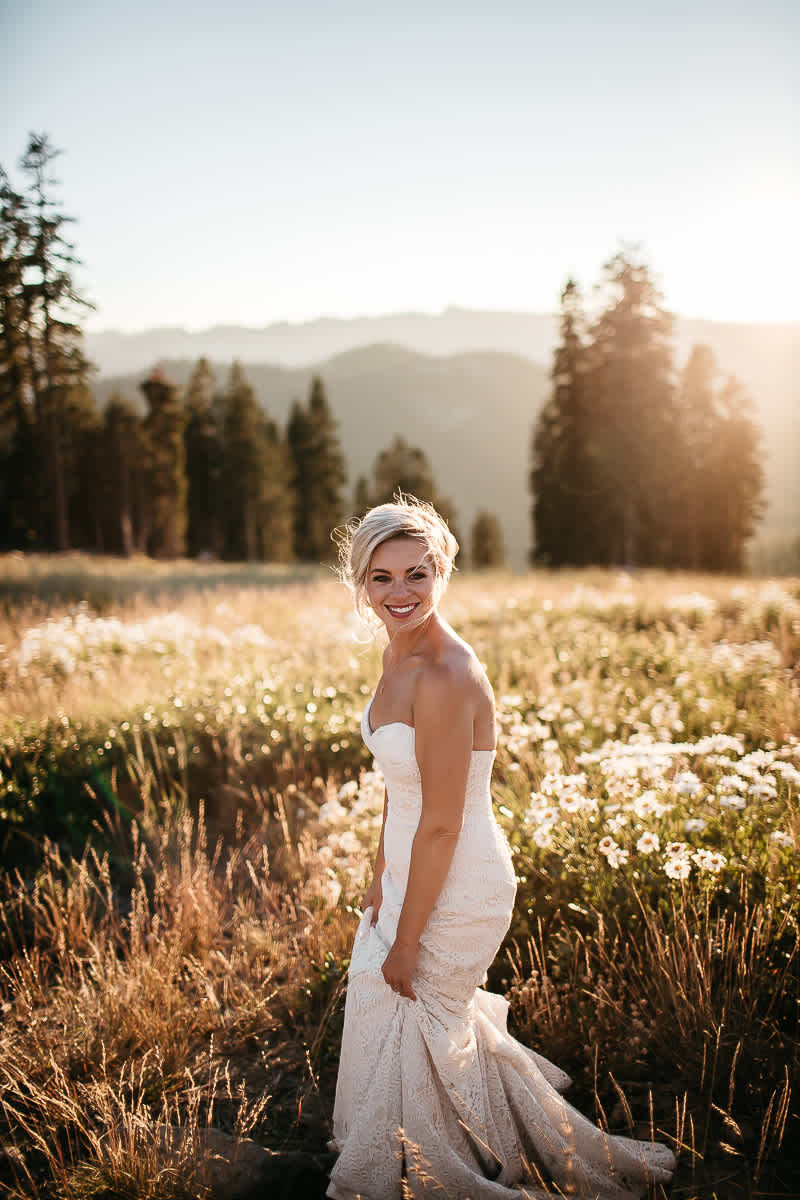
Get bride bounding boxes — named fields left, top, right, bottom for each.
left=327, top=496, right=675, bottom=1199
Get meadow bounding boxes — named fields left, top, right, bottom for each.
left=0, top=555, right=798, bottom=1199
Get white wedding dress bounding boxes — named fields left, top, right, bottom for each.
left=326, top=700, right=675, bottom=1199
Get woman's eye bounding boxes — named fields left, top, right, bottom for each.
left=410, top=572, right=426, bottom=580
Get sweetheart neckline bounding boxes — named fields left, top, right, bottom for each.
left=363, top=696, right=496, bottom=755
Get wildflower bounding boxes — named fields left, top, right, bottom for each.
left=748, top=778, right=777, bottom=800
left=673, top=771, right=703, bottom=798
left=692, top=849, right=727, bottom=874
left=773, top=762, right=800, bottom=788
left=632, top=790, right=671, bottom=819
left=663, top=853, right=692, bottom=881
left=684, top=818, right=707, bottom=833
left=318, top=798, right=348, bottom=824
left=532, top=825, right=554, bottom=850
left=718, top=793, right=746, bottom=810
left=598, top=836, right=629, bottom=869
left=636, top=831, right=660, bottom=854
left=770, top=831, right=793, bottom=848
left=338, top=780, right=359, bottom=801
left=718, top=774, right=747, bottom=793
left=321, top=877, right=342, bottom=907
left=330, top=830, right=360, bottom=855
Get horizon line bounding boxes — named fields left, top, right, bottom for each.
left=85, top=305, right=800, bottom=339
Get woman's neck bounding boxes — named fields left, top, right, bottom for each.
left=386, top=611, right=441, bottom=665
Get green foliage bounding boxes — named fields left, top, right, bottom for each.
left=141, top=371, right=187, bottom=558
left=531, top=252, right=766, bottom=571
left=674, top=346, right=765, bottom=572
left=183, top=357, right=223, bottom=558
left=287, top=374, right=347, bottom=562
left=531, top=279, right=598, bottom=566
left=361, top=436, right=461, bottom=557
left=369, top=435, right=438, bottom=506
left=0, top=133, right=95, bottom=553
left=220, top=362, right=294, bottom=562
left=101, top=393, right=150, bottom=555
left=470, top=509, right=505, bottom=568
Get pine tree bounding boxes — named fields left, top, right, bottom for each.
left=584, top=251, right=679, bottom=567
left=471, top=510, right=505, bottom=568
left=673, top=346, right=764, bottom=571
left=287, top=375, right=347, bottom=561
left=0, top=166, right=39, bottom=549
left=141, top=369, right=187, bottom=558
left=370, top=436, right=438, bottom=506
left=184, top=357, right=223, bottom=557
left=63, top=383, right=103, bottom=550
left=352, top=475, right=372, bottom=520
left=220, top=362, right=294, bottom=561
left=531, top=279, right=598, bottom=565
left=705, top=375, right=765, bottom=571
left=102, top=393, right=149, bottom=556
left=16, top=134, right=94, bottom=550
left=257, top=411, right=295, bottom=562
left=367, top=436, right=460, bottom=556
left=675, top=344, right=717, bottom=569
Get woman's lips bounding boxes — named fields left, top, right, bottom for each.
left=385, top=603, right=417, bottom=618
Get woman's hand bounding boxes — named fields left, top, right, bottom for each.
left=381, top=938, right=418, bottom=1000
left=362, top=874, right=383, bottom=925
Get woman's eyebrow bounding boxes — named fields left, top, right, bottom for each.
left=370, top=563, right=428, bottom=575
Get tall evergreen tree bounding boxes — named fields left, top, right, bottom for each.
left=370, top=436, right=438, bottom=506
left=184, top=356, right=223, bottom=557
left=583, top=251, right=679, bottom=567
left=1, top=137, right=94, bottom=550
left=0, top=166, right=39, bottom=549
left=16, top=134, right=94, bottom=550
left=530, top=256, right=765, bottom=571
left=674, top=347, right=764, bottom=572
left=352, top=475, right=371, bottom=520
left=63, top=383, right=103, bottom=550
left=367, top=436, right=461, bottom=557
left=220, top=362, right=293, bottom=561
left=531, top=279, right=598, bottom=565
left=257, top=410, right=295, bottom=562
left=704, top=375, right=765, bottom=571
left=101, top=393, right=149, bottom=556
left=674, top=344, right=717, bottom=569
left=471, top=510, right=505, bottom=568
left=141, top=369, right=186, bottom=558
left=287, top=375, right=347, bottom=561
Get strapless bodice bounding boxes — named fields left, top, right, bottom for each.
left=361, top=697, right=497, bottom=831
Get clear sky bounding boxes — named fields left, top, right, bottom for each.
left=2, top=0, right=798, bottom=331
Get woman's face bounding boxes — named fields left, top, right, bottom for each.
left=366, top=535, right=438, bottom=632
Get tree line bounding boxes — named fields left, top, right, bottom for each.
left=1, top=134, right=764, bottom=571
left=531, top=256, right=764, bottom=572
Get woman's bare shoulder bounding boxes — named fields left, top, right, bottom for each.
left=415, top=634, right=490, bottom=711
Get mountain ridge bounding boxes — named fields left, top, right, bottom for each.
left=93, top=330, right=798, bottom=569
left=87, top=309, right=798, bottom=569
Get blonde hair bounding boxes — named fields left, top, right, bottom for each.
left=335, top=494, right=459, bottom=623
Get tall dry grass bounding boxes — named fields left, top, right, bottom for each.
left=0, top=560, right=798, bottom=1196
left=0, top=769, right=356, bottom=1198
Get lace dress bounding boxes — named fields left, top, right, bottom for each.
left=326, top=700, right=675, bottom=1199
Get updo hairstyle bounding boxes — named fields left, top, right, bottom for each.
left=335, top=495, right=459, bottom=623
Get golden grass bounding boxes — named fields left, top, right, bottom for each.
left=0, top=559, right=798, bottom=1196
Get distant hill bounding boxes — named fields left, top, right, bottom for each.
left=94, top=347, right=548, bottom=567
left=88, top=311, right=799, bottom=569
left=86, top=308, right=562, bottom=375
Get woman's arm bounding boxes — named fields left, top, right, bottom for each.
left=381, top=667, right=473, bottom=999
